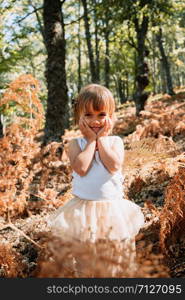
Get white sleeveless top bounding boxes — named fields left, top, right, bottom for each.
left=72, top=136, right=124, bottom=201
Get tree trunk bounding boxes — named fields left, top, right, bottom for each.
left=151, top=33, right=157, bottom=94
left=156, top=28, right=175, bottom=96
left=94, top=1, right=100, bottom=82
left=160, top=58, right=167, bottom=94
left=118, top=78, right=126, bottom=104
left=81, top=0, right=97, bottom=82
left=43, top=0, right=69, bottom=144
left=133, top=16, right=149, bottom=116
left=104, top=18, right=110, bottom=88
left=175, top=65, right=181, bottom=88
left=78, top=1, right=82, bottom=92
left=0, top=115, right=3, bottom=138
left=125, top=71, right=129, bottom=99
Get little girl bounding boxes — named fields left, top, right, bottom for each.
left=48, top=84, right=144, bottom=276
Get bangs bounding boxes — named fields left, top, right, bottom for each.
left=84, top=98, right=109, bottom=113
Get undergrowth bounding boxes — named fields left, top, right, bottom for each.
left=0, top=76, right=185, bottom=277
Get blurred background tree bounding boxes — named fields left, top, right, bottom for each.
left=0, top=0, right=185, bottom=139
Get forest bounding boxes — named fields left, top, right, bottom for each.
left=0, top=0, right=185, bottom=279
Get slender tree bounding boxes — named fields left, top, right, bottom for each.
left=77, top=1, right=82, bottom=92
left=156, top=27, right=175, bottom=95
left=104, top=16, right=110, bottom=88
left=118, top=78, right=126, bottom=104
left=43, top=0, right=69, bottom=144
left=133, top=14, right=149, bottom=115
left=0, top=116, right=3, bottom=138
left=94, top=0, right=100, bottom=82
left=94, top=0, right=113, bottom=87
left=81, top=0, right=97, bottom=82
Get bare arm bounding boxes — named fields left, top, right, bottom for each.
left=68, top=139, right=96, bottom=176
left=97, top=136, right=124, bottom=174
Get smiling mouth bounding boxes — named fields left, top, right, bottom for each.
left=90, top=127, right=101, bottom=132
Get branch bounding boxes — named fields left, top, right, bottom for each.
left=65, top=14, right=84, bottom=26
left=65, top=8, right=94, bottom=26
left=127, top=21, right=137, bottom=50
left=0, top=222, right=43, bottom=249
left=0, top=210, right=43, bottom=249
left=17, top=6, right=43, bottom=24
left=124, top=39, right=137, bottom=50
left=28, top=1, right=45, bottom=41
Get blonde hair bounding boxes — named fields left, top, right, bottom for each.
left=74, top=84, right=116, bottom=125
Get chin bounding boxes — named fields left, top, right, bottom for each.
left=92, top=128, right=101, bottom=133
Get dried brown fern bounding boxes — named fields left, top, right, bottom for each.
left=127, top=100, right=185, bottom=143
left=136, top=242, right=170, bottom=278
left=0, top=74, right=44, bottom=131
left=0, top=75, right=72, bottom=218
left=0, top=75, right=45, bottom=217
left=123, top=137, right=184, bottom=200
left=123, top=136, right=179, bottom=173
left=0, top=242, right=24, bottom=277
left=34, top=230, right=169, bottom=278
left=160, top=167, right=185, bottom=257
left=0, top=124, right=41, bottom=217
left=35, top=230, right=139, bottom=278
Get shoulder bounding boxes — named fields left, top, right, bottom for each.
left=110, top=136, right=124, bottom=159
left=109, top=136, right=124, bottom=164
left=110, top=135, right=124, bottom=147
left=68, top=138, right=78, bottom=148
left=68, top=138, right=81, bottom=160
left=112, top=135, right=123, bottom=142
left=68, top=136, right=85, bottom=147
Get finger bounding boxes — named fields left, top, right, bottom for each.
left=105, top=119, right=109, bottom=129
left=103, top=119, right=107, bottom=127
left=79, top=120, right=84, bottom=127
left=82, top=120, right=88, bottom=128
left=79, top=117, right=84, bottom=124
left=107, top=118, right=112, bottom=128
left=107, top=119, right=111, bottom=129
left=84, top=121, right=92, bottom=131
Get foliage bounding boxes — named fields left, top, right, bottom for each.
left=1, top=0, right=185, bottom=102
left=160, top=167, right=185, bottom=257
left=0, top=74, right=44, bottom=130
left=0, top=0, right=45, bottom=90
left=0, top=1, right=185, bottom=278
left=0, top=242, right=23, bottom=277
left=0, top=123, right=41, bottom=217
left=0, top=89, right=184, bottom=277
left=35, top=231, right=169, bottom=278
left=0, top=75, right=70, bottom=218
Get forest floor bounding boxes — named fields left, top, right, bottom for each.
left=0, top=89, right=185, bottom=278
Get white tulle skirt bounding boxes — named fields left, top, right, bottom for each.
left=47, top=197, right=144, bottom=276
left=47, top=196, right=144, bottom=243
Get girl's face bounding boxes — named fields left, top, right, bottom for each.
left=82, top=106, right=110, bottom=134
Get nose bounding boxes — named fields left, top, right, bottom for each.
left=91, top=118, right=100, bottom=126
